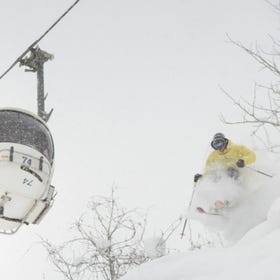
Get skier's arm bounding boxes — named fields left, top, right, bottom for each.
left=236, top=145, right=256, bottom=165
left=192, top=153, right=216, bottom=180
left=205, top=152, right=216, bottom=168
left=203, top=152, right=219, bottom=175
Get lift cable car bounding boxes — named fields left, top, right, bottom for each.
left=0, top=0, right=82, bottom=234
left=0, top=48, right=55, bottom=234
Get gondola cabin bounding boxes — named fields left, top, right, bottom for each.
left=0, top=108, right=55, bottom=234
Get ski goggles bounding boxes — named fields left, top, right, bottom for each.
left=211, top=138, right=227, bottom=150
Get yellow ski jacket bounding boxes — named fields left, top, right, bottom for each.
left=205, top=140, right=256, bottom=171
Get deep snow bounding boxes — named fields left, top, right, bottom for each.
left=121, top=152, right=280, bottom=280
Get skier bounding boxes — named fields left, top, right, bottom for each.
left=194, top=133, right=256, bottom=183
left=193, top=133, right=256, bottom=211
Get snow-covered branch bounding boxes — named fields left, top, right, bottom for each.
left=42, top=187, right=156, bottom=280
left=221, top=30, right=280, bottom=151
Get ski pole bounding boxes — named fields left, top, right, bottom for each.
left=180, top=217, right=188, bottom=239
left=180, top=181, right=197, bottom=239
left=245, top=166, right=273, bottom=178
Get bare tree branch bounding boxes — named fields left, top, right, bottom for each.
left=42, top=187, right=153, bottom=280
left=222, top=28, right=280, bottom=152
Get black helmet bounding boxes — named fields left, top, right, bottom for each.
left=211, top=133, right=228, bottom=150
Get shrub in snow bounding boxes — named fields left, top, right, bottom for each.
left=143, top=237, right=166, bottom=259
left=43, top=187, right=149, bottom=280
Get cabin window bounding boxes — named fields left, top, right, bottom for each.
left=0, top=110, right=54, bottom=163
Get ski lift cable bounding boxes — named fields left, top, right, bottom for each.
left=0, top=0, right=81, bottom=80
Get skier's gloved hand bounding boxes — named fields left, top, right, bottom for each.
left=194, top=173, right=203, bottom=182
left=236, top=159, right=245, bottom=168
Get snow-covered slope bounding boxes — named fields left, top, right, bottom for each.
left=122, top=197, right=280, bottom=280
left=121, top=153, right=280, bottom=280
left=188, top=173, right=280, bottom=242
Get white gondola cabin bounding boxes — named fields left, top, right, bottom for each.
left=0, top=108, right=55, bottom=234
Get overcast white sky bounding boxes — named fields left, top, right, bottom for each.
left=0, top=0, right=278, bottom=279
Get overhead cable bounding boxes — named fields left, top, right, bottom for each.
left=0, top=0, right=81, bottom=80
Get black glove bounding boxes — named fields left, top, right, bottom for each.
left=236, top=159, right=245, bottom=168
left=194, top=173, right=203, bottom=182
